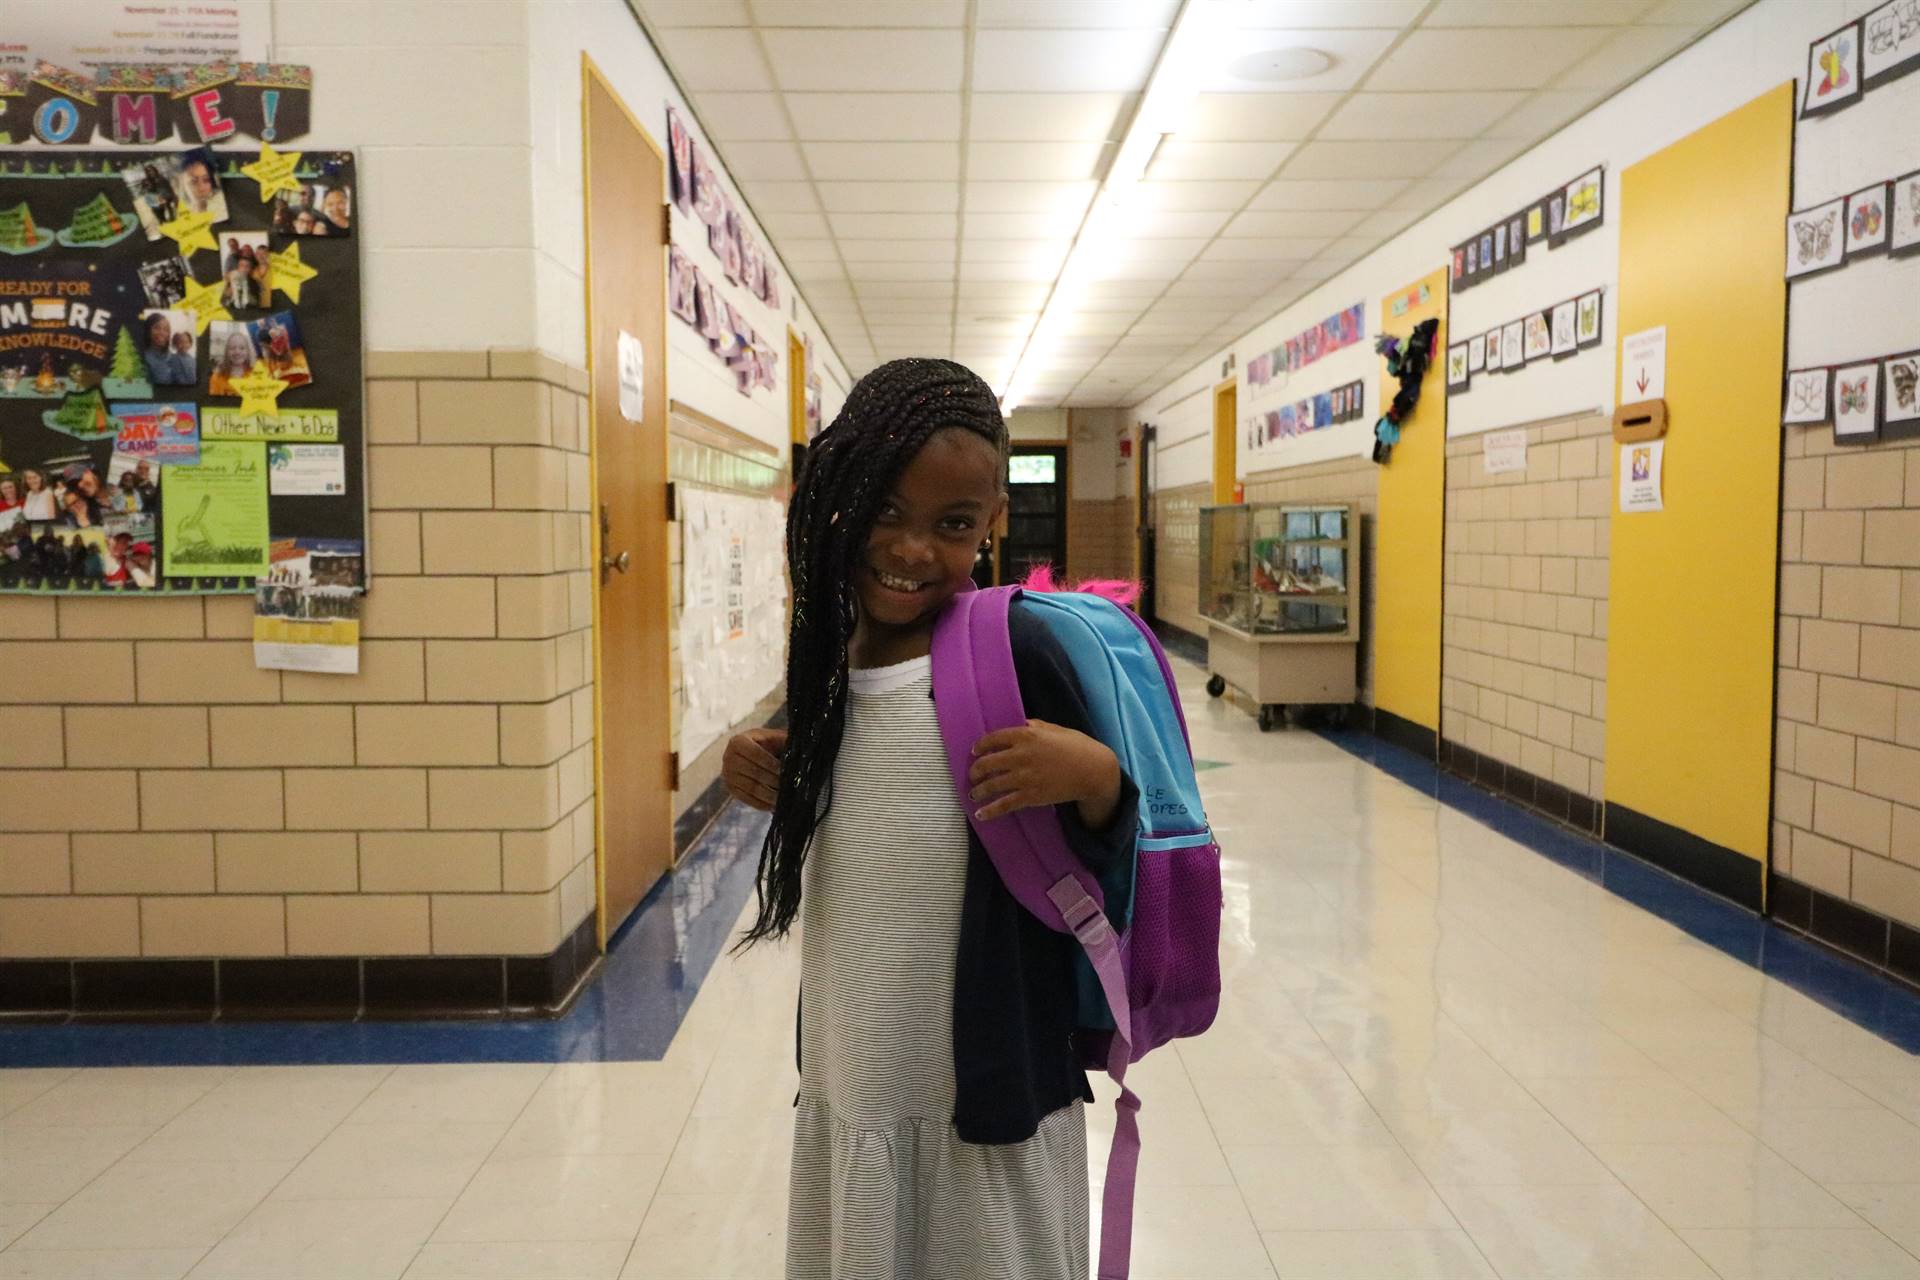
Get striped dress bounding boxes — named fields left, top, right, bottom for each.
left=786, top=655, right=1089, bottom=1280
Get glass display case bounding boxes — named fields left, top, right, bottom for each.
left=1198, top=502, right=1360, bottom=730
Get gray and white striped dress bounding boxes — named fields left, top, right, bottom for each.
left=787, top=655, right=1089, bottom=1280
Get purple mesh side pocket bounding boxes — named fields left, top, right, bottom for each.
left=1122, top=840, right=1222, bottom=1058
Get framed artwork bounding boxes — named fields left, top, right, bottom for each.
left=1447, top=344, right=1470, bottom=392
left=1575, top=289, right=1603, bottom=348
left=1803, top=21, right=1863, bottom=116
left=1508, top=214, right=1527, bottom=268
left=1526, top=202, right=1547, bottom=243
left=1782, top=368, right=1831, bottom=425
left=1494, top=223, right=1508, bottom=271
left=1884, top=351, right=1920, bottom=432
left=1785, top=198, right=1846, bottom=278
left=1523, top=312, right=1552, bottom=362
left=1548, top=194, right=1565, bottom=240
left=1467, top=333, right=1487, bottom=373
left=1501, top=320, right=1525, bottom=369
left=1480, top=232, right=1494, bottom=271
left=1863, top=0, right=1920, bottom=86
left=1890, top=170, right=1920, bottom=256
left=1846, top=182, right=1890, bottom=256
left=1485, top=328, right=1504, bottom=372
left=1550, top=300, right=1578, bottom=358
left=1562, top=168, right=1603, bottom=235
left=1833, top=361, right=1880, bottom=442
left=1452, top=246, right=1466, bottom=286
left=1466, top=238, right=1479, bottom=277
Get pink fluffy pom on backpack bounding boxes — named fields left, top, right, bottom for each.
left=1019, top=563, right=1142, bottom=609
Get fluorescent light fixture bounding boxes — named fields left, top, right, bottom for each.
left=998, top=0, right=1216, bottom=415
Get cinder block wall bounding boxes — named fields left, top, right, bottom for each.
left=1442, top=414, right=1612, bottom=805
left=1070, top=498, right=1134, bottom=583
left=0, top=352, right=598, bottom=961
left=1152, top=482, right=1209, bottom=640
left=1773, top=430, right=1920, bottom=931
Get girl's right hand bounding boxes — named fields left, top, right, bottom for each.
left=722, top=728, right=787, bottom=811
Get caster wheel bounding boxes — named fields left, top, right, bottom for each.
left=1258, top=704, right=1278, bottom=732
left=1206, top=675, right=1226, bottom=698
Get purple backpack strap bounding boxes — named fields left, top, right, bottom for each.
left=930, top=584, right=1144, bottom=1280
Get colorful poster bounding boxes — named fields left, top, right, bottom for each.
left=253, top=537, right=362, bottom=673
left=1620, top=440, right=1665, bottom=513
left=160, top=439, right=270, bottom=577
left=113, top=401, right=198, bottom=465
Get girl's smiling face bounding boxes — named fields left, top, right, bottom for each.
left=856, top=427, right=1005, bottom=632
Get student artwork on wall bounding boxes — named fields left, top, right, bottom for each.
left=1834, top=361, right=1881, bottom=441
left=1804, top=21, right=1864, bottom=116
left=1446, top=343, right=1470, bottom=393
left=1484, top=328, right=1503, bottom=372
left=1863, top=0, right=1920, bottom=87
left=1523, top=312, right=1552, bottom=362
left=1500, top=320, right=1524, bottom=369
left=1846, top=181, right=1891, bottom=256
left=1467, top=333, right=1486, bottom=373
left=1783, top=368, right=1832, bottom=425
left=1885, top=351, right=1920, bottom=432
left=1889, top=170, right=1920, bottom=254
left=1551, top=300, right=1578, bottom=358
left=1450, top=165, right=1604, bottom=293
left=1449, top=290, right=1605, bottom=395
left=1576, top=290, right=1604, bottom=348
left=1562, top=168, right=1603, bottom=237
left=1244, top=378, right=1366, bottom=448
left=664, top=107, right=780, bottom=397
left=1786, top=198, right=1846, bottom=277
left=1244, top=304, right=1367, bottom=395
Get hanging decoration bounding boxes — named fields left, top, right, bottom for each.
left=2, top=61, right=312, bottom=147
left=1371, top=318, right=1439, bottom=465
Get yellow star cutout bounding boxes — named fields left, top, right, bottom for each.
left=268, top=241, right=318, bottom=304
left=230, top=361, right=291, bottom=417
left=157, top=208, right=217, bottom=254
left=241, top=143, right=304, bottom=203
left=179, top=275, right=231, bottom=335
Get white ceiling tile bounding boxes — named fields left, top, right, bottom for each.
left=1233, top=0, right=1426, bottom=24
left=751, top=0, right=966, bottom=23
left=958, top=283, right=1049, bottom=303
left=1282, top=139, right=1459, bottom=180
left=1320, top=91, right=1528, bottom=140
left=837, top=240, right=957, bottom=263
left=756, top=210, right=832, bottom=239
left=761, top=30, right=964, bottom=91
left=1309, top=235, right=1381, bottom=265
left=966, top=181, right=1099, bottom=213
left=792, top=260, right=853, bottom=283
left=1386, top=176, right=1472, bottom=211
left=975, top=6, right=1176, bottom=37
left=803, top=141, right=960, bottom=180
left=969, top=93, right=1133, bottom=142
left=786, top=93, right=961, bottom=141
left=1224, top=209, right=1363, bottom=237
left=1370, top=28, right=1612, bottom=90
left=1350, top=206, right=1423, bottom=239
left=816, top=182, right=959, bottom=213
left=1250, top=178, right=1411, bottom=210
left=1091, top=258, right=1187, bottom=281
left=1080, top=280, right=1173, bottom=300
left=1121, top=208, right=1235, bottom=238
left=778, top=238, right=843, bottom=263
left=1149, top=140, right=1295, bottom=181
left=743, top=181, right=821, bottom=213
left=855, top=280, right=955, bottom=297
left=964, top=209, right=1086, bottom=239
left=828, top=211, right=959, bottom=238
left=1202, top=29, right=1398, bottom=93
left=642, top=0, right=752, bottom=25
left=959, top=259, right=1062, bottom=282
left=1198, top=235, right=1328, bottom=261
left=719, top=140, right=810, bottom=180
left=972, top=30, right=1167, bottom=92
left=1554, top=23, right=1700, bottom=90
left=1640, top=0, right=1752, bottom=22
left=967, top=141, right=1112, bottom=181
left=1132, top=180, right=1262, bottom=211
left=1485, top=88, right=1605, bottom=138
left=659, top=28, right=776, bottom=91
left=1425, top=0, right=1657, bottom=23
left=1058, top=313, right=1140, bottom=336
left=1428, top=135, right=1532, bottom=180
left=1113, top=237, right=1210, bottom=265
left=961, top=238, right=1069, bottom=263
left=696, top=92, right=792, bottom=140
left=1181, top=93, right=1342, bottom=141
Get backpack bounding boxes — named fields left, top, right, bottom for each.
left=930, top=583, right=1223, bottom=1280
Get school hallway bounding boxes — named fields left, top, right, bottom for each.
left=0, top=653, right=1914, bottom=1280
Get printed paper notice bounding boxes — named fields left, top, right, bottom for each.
left=268, top=443, right=346, bottom=495
left=202, top=407, right=339, bottom=442
left=618, top=330, right=645, bottom=422
left=1622, top=326, right=1666, bottom=401
left=1620, top=440, right=1665, bottom=513
left=161, top=441, right=271, bottom=578
left=1483, top=429, right=1528, bottom=475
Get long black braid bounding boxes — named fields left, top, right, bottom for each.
left=740, top=357, right=1009, bottom=946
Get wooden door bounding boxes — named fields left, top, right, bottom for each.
left=1001, top=445, right=1069, bottom=583
left=1212, top=379, right=1237, bottom=504
left=584, top=60, right=672, bottom=941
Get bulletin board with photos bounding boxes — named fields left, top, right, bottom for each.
left=0, top=146, right=363, bottom=595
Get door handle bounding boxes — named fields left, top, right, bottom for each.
left=601, top=550, right=631, bottom=575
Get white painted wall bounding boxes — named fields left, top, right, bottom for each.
left=1133, top=0, right=1867, bottom=472
left=1144, top=367, right=1216, bottom=492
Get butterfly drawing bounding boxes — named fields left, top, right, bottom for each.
left=1852, top=200, right=1883, bottom=238
left=1818, top=35, right=1854, bottom=94
left=1568, top=182, right=1599, bottom=222
left=1839, top=376, right=1870, bottom=414
left=1906, top=182, right=1920, bottom=228
left=1891, top=362, right=1918, bottom=412
left=1794, top=212, right=1837, bottom=265
left=1789, top=375, right=1825, bottom=415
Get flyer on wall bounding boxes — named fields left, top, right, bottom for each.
left=1620, top=440, right=1665, bottom=512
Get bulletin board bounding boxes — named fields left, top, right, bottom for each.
left=678, top=486, right=787, bottom=765
left=0, top=147, right=362, bottom=595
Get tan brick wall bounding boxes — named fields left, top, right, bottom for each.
left=1152, top=482, right=1208, bottom=640
left=0, top=351, right=598, bottom=960
left=1441, top=414, right=1611, bottom=801
left=1774, top=429, right=1920, bottom=932
left=1243, top=458, right=1379, bottom=703
left=1070, top=498, right=1134, bottom=583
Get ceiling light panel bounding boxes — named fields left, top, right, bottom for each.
left=968, top=93, right=1135, bottom=143
left=1148, top=140, right=1296, bottom=181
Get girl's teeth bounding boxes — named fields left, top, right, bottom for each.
left=878, top=571, right=922, bottom=591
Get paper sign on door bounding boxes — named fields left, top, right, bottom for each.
left=618, top=330, right=645, bottom=422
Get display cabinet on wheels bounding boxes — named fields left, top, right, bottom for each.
left=1199, top=502, right=1361, bottom=731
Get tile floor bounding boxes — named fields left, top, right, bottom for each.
left=3, top=659, right=1919, bottom=1278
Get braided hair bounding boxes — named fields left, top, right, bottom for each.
left=741, top=357, right=1008, bottom=945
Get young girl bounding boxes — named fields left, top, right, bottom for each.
left=722, top=358, right=1136, bottom=1280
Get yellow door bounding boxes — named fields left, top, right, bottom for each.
left=1212, top=379, right=1237, bottom=504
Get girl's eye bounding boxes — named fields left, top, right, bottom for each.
left=875, top=502, right=900, bottom=522
left=939, top=517, right=975, bottom=535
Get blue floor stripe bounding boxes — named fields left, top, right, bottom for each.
left=1316, top=726, right=1920, bottom=1055
left=0, top=804, right=772, bottom=1068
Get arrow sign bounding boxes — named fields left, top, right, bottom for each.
left=1622, top=326, right=1666, bottom=402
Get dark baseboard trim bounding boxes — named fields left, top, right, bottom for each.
left=1769, top=873, right=1920, bottom=991
left=675, top=705, right=788, bottom=858
left=1372, top=707, right=1438, bottom=760
left=1604, top=802, right=1765, bottom=914
left=2, top=913, right=602, bottom=1024
left=1152, top=619, right=1207, bottom=667
left=1441, top=738, right=1602, bottom=836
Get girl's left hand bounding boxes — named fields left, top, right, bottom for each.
left=969, top=719, right=1121, bottom=828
